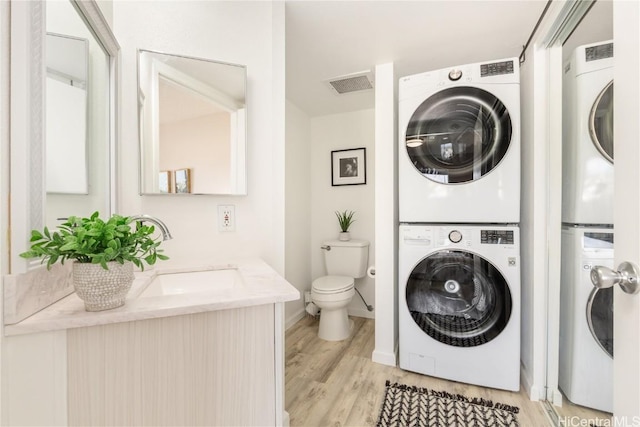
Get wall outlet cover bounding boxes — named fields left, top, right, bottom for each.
left=218, top=205, right=236, bottom=232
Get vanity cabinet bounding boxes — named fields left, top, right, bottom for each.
left=3, top=259, right=298, bottom=426
left=67, top=305, right=275, bottom=426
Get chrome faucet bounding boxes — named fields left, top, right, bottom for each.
left=130, top=214, right=173, bottom=240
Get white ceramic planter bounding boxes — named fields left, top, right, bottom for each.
left=72, top=261, right=135, bottom=311
left=339, top=232, right=351, bottom=241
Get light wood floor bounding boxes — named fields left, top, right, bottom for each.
left=285, top=316, right=552, bottom=427
left=551, top=392, right=611, bottom=426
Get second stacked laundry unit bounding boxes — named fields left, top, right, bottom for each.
left=559, top=40, right=614, bottom=413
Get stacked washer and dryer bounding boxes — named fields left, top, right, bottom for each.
left=559, top=41, right=614, bottom=413
left=398, top=58, right=521, bottom=391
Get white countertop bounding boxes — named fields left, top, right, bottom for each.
left=4, top=258, right=300, bottom=336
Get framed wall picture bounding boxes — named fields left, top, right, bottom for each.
left=159, top=170, right=172, bottom=193
left=174, top=168, right=192, bottom=193
left=331, top=147, right=366, bottom=186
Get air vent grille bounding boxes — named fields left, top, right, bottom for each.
left=326, top=71, right=374, bottom=95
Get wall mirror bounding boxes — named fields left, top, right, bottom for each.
left=10, top=0, right=119, bottom=273
left=548, top=0, right=614, bottom=423
left=137, top=50, right=247, bottom=195
left=44, top=0, right=114, bottom=230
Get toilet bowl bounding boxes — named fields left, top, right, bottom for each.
left=312, top=238, right=369, bottom=341
left=311, top=275, right=355, bottom=341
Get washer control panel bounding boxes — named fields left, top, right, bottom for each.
left=481, top=229, right=514, bottom=245
left=448, top=69, right=463, bottom=81
left=448, top=230, right=463, bottom=243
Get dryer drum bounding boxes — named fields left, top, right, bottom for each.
left=586, top=286, right=614, bottom=358
left=406, top=250, right=513, bottom=347
left=589, top=80, right=614, bottom=163
left=405, top=87, right=512, bottom=184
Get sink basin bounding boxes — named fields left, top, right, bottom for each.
left=139, top=268, right=241, bottom=298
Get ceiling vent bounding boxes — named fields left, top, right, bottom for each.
left=325, top=70, right=374, bottom=95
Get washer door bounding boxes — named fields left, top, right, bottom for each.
left=589, top=81, right=614, bottom=163
left=405, top=250, right=512, bottom=347
left=404, top=86, right=512, bottom=184
left=587, top=287, right=614, bottom=358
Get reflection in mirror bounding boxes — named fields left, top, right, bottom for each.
left=46, top=32, right=89, bottom=194
left=45, top=0, right=111, bottom=229
left=553, top=0, right=614, bottom=422
left=138, top=50, right=247, bottom=195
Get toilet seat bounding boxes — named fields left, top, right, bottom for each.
left=312, top=276, right=354, bottom=294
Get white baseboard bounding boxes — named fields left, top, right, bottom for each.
left=520, top=364, right=547, bottom=402
left=285, top=308, right=306, bottom=331
left=547, top=387, right=563, bottom=407
left=348, top=307, right=375, bottom=319
left=372, top=349, right=396, bottom=367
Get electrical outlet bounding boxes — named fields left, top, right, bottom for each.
left=218, top=205, right=235, bottom=232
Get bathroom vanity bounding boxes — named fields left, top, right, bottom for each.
left=2, top=259, right=299, bottom=426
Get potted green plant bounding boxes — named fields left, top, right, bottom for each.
left=20, top=212, right=169, bottom=312
left=335, top=210, right=356, bottom=241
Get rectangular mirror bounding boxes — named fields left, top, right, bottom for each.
left=44, top=0, right=114, bottom=230
left=137, top=50, right=247, bottom=195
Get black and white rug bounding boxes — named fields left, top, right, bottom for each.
left=377, top=380, right=520, bottom=427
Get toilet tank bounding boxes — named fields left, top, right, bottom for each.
left=323, top=239, right=370, bottom=278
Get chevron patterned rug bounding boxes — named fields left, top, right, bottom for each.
left=377, top=380, right=520, bottom=427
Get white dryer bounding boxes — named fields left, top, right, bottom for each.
left=399, top=224, right=520, bottom=391
left=562, top=41, right=614, bottom=225
left=559, top=225, right=613, bottom=413
left=398, top=58, right=520, bottom=223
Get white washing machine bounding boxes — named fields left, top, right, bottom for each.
left=562, top=41, right=614, bottom=225
left=559, top=225, right=613, bottom=413
left=398, top=224, right=520, bottom=391
left=398, top=58, right=520, bottom=223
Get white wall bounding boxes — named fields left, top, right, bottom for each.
left=284, top=100, right=311, bottom=327
left=373, top=62, right=397, bottom=366
left=309, top=109, right=375, bottom=318
left=0, top=3, right=9, bottom=423
left=113, top=1, right=287, bottom=272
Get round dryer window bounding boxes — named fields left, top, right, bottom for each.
left=404, top=87, right=512, bottom=184
left=587, top=287, right=613, bottom=358
left=405, top=250, right=512, bottom=347
left=589, top=81, right=614, bottom=163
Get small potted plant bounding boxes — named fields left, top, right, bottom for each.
left=335, top=210, right=356, bottom=241
left=20, top=212, right=169, bottom=312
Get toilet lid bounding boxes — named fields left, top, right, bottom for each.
left=312, top=276, right=354, bottom=294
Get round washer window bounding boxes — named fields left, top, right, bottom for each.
left=404, top=86, right=512, bottom=184
left=587, top=287, right=613, bottom=358
left=589, top=81, right=614, bottom=163
left=405, top=250, right=512, bottom=347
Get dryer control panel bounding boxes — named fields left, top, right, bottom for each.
left=481, top=229, right=514, bottom=245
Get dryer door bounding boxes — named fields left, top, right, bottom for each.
left=405, top=250, right=512, bottom=347
left=589, top=81, right=614, bottom=163
left=404, top=86, right=512, bottom=184
left=587, top=287, right=614, bottom=358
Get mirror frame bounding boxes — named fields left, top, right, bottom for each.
left=10, top=0, right=120, bottom=274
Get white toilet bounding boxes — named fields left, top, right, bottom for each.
left=311, top=239, right=369, bottom=341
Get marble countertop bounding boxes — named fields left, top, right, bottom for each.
left=4, top=258, right=300, bottom=336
